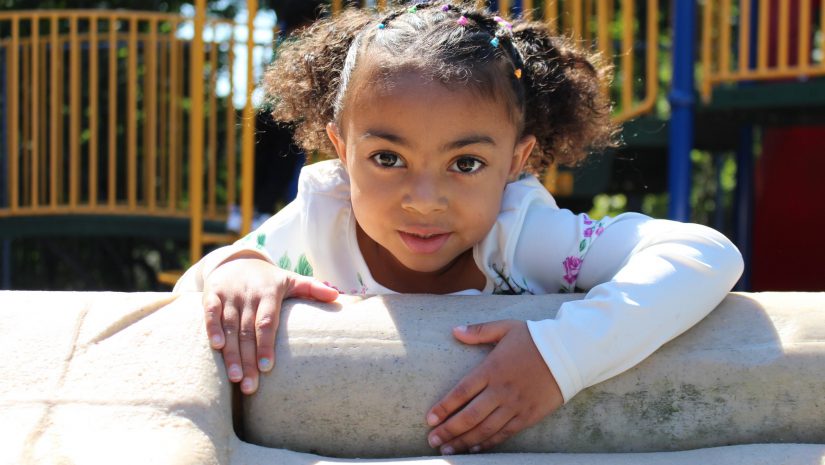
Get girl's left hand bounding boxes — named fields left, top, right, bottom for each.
left=425, top=320, right=564, bottom=455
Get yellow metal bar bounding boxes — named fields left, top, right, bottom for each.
left=50, top=14, right=59, bottom=209
left=499, top=0, right=510, bottom=16
left=9, top=17, right=19, bottom=211
left=168, top=24, right=179, bottom=211
left=108, top=17, right=117, bottom=208
left=778, top=0, right=789, bottom=71
left=332, top=0, right=343, bottom=16
left=621, top=0, right=633, bottom=111
left=89, top=15, right=99, bottom=207
left=147, top=18, right=159, bottom=211
left=377, top=0, right=387, bottom=11
left=57, top=35, right=65, bottom=204
left=128, top=16, right=137, bottom=210
left=22, top=34, right=30, bottom=207
left=208, top=36, right=218, bottom=217
left=522, top=0, right=534, bottom=19
left=572, top=0, right=583, bottom=40
left=226, top=26, right=236, bottom=208
left=0, top=10, right=183, bottom=21
left=190, top=0, right=206, bottom=263
left=39, top=39, right=47, bottom=205
left=31, top=18, right=40, bottom=208
left=597, top=0, right=610, bottom=96
left=69, top=15, right=80, bottom=208
left=799, top=0, right=811, bottom=70
left=158, top=28, right=168, bottom=205
left=711, top=66, right=825, bottom=81
left=614, top=0, right=659, bottom=122
left=758, top=0, right=768, bottom=70
left=702, top=0, right=714, bottom=101
left=584, top=0, right=593, bottom=43
left=738, top=0, right=751, bottom=72
left=176, top=37, right=185, bottom=210
left=241, top=0, right=258, bottom=235
left=545, top=0, right=558, bottom=34
left=719, top=0, right=731, bottom=77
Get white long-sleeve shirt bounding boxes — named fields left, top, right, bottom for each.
left=176, top=159, right=744, bottom=402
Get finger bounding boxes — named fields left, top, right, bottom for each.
left=238, top=296, right=260, bottom=394
left=478, top=415, right=527, bottom=452
left=439, top=406, right=515, bottom=455
left=203, top=292, right=225, bottom=349
left=452, top=320, right=515, bottom=346
left=426, top=371, right=487, bottom=429
left=286, top=275, right=339, bottom=302
left=427, top=390, right=498, bottom=450
left=255, top=293, right=281, bottom=373
left=220, top=299, right=244, bottom=384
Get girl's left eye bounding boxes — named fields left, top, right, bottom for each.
left=450, top=157, right=485, bottom=174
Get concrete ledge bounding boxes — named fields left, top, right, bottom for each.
left=1, top=291, right=823, bottom=464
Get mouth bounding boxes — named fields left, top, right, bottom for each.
left=398, top=230, right=452, bottom=254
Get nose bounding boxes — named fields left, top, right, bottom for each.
left=401, top=172, right=447, bottom=215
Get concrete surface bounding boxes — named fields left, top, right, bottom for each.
left=1, top=291, right=823, bottom=464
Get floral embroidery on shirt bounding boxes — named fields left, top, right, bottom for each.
left=491, top=264, right=534, bottom=295
left=560, top=213, right=608, bottom=293
left=276, top=252, right=314, bottom=277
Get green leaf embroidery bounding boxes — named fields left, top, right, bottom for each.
left=357, top=272, right=364, bottom=286
left=277, top=252, right=292, bottom=271
left=256, top=233, right=266, bottom=249
left=579, top=239, right=587, bottom=252
left=294, top=254, right=313, bottom=277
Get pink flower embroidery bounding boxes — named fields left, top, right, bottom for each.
left=584, top=227, right=593, bottom=238
left=595, top=226, right=604, bottom=236
left=562, top=256, right=582, bottom=284
left=583, top=214, right=593, bottom=225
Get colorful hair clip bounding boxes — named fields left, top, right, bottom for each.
left=493, top=15, right=513, bottom=30
left=514, top=68, right=523, bottom=79
left=408, top=5, right=418, bottom=13
left=457, top=15, right=469, bottom=26
left=490, top=37, right=500, bottom=47
left=440, top=4, right=450, bottom=11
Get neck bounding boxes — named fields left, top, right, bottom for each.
left=356, top=224, right=485, bottom=294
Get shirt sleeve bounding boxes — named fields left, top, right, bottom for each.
left=520, top=211, right=744, bottom=402
left=173, top=198, right=306, bottom=292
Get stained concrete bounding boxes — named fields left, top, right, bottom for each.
left=1, top=291, right=823, bottom=464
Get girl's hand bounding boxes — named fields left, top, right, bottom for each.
left=203, top=254, right=338, bottom=395
left=425, top=320, right=564, bottom=455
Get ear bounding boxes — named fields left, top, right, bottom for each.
left=508, top=134, right=536, bottom=181
left=326, top=122, right=347, bottom=164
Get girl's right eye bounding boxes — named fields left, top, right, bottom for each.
left=371, top=152, right=406, bottom=168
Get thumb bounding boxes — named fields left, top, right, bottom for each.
left=286, top=275, right=339, bottom=302
left=452, top=319, right=516, bottom=345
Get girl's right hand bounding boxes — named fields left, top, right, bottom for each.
left=202, top=253, right=339, bottom=394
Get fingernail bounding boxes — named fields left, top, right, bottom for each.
left=241, top=377, right=255, bottom=393
left=228, top=364, right=242, bottom=380
left=428, top=435, right=442, bottom=448
left=259, top=357, right=272, bottom=371
left=470, top=445, right=482, bottom=453
left=455, top=325, right=467, bottom=333
left=426, top=413, right=439, bottom=426
left=211, top=334, right=223, bottom=347
left=440, top=445, right=454, bottom=455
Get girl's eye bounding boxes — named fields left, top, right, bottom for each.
left=450, top=157, right=485, bottom=174
left=371, top=152, right=406, bottom=168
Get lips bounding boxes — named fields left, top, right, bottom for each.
left=398, top=230, right=452, bottom=254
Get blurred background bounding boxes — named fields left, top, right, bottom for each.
left=1, top=0, right=824, bottom=292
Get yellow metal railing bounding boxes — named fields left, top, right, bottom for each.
left=701, top=0, right=825, bottom=102
left=0, top=9, right=260, bottom=267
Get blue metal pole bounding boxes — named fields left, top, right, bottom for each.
left=667, top=0, right=696, bottom=221
left=512, top=0, right=522, bottom=15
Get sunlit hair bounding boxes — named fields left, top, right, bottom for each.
left=263, top=1, right=618, bottom=173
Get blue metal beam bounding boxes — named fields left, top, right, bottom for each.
left=667, top=0, right=696, bottom=221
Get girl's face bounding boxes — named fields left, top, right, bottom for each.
left=327, top=71, right=535, bottom=277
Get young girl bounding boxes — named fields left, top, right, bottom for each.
left=176, top=1, right=743, bottom=455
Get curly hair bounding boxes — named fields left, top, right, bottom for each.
left=262, top=1, right=618, bottom=173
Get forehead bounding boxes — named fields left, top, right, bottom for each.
left=341, top=69, right=518, bottom=143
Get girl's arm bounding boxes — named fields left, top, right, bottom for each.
left=526, top=213, right=744, bottom=401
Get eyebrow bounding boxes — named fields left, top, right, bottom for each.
left=360, top=129, right=497, bottom=151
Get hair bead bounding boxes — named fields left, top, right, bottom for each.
left=440, top=4, right=450, bottom=11
left=456, top=15, right=469, bottom=26
left=490, top=37, right=500, bottom=47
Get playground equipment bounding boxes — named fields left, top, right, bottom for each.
left=2, top=1, right=825, bottom=290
